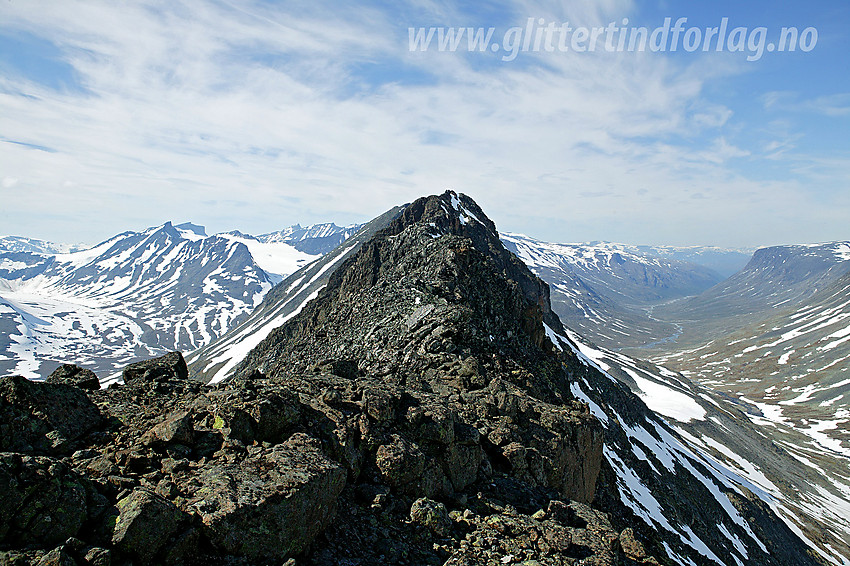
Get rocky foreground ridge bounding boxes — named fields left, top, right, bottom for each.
left=0, top=192, right=825, bottom=565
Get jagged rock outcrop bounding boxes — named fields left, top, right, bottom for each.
left=0, top=453, right=105, bottom=549
left=122, top=351, right=188, bottom=383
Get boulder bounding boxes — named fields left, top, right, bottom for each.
left=141, top=410, right=194, bottom=447
left=35, top=546, right=78, bottom=566
left=0, top=375, right=103, bottom=454
left=0, top=453, right=90, bottom=548
left=249, top=392, right=300, bottom=443
left=375, top=435, right=425, bottom=487
left=410, top=497, right=451, bottom=536
left=189, top=433, right=346, bottom=562
left=122, top=352, right=188, bottom=383
left=45, top=364, right=100, bottom=390
left=112, top=488, right=188, bottom=565
left=620, top=527, right=648, bottom=561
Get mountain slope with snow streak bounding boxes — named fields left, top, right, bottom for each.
left=655, top=269, right=850, bottom=466
left=187, top=206, right=405, bottom=384
left=646, top=242, right=850, bottom=351
left=552, top=326, right=850, bottom=566
left=0, top=222, right=319, bottom=379
left=258, top=222, right=362, bottom=255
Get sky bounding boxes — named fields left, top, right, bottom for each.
left=0, top=0, right=848, bottom=248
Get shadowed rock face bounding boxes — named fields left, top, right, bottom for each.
left=238, top=192, right=568, bottom=401
left=0, top=453, right=101, bottom=549
left=0, top=374, right=103, bottom=455
left=122, top=351, right=188, bottom=383
left=46, top=364, right=101, bottom=390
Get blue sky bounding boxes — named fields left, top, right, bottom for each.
left=0, top=0, right=848, bottom=248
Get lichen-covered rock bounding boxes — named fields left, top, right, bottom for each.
left=210, top=405, right=255, bottom=445
left=620, top=527, right=648, bottom=561
left=141, top=410, right=194, bottom=447
left=410, top=497, right=451, bottom=536
left=249, top=391, right=300, bottom=443
left=0, top=376, right=103, bottom=455
left=83, top=547, right=111, bottom=566
left=188, top=433, right=346, bottom=561
left=375, top=435, right=425, bottom=488
left=35, top=546, right=78, bottom=566
left=363, top=388, right=398, bottom=422
left=112, top=488, right=188, bottom=565
left=45, top=364, right=100, bottom=390
left=0, top=453, right=90, bottom=548
left=122, top=351, right=188, bottom=383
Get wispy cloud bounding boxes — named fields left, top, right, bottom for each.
left=0, top=0, right=847, bottom=248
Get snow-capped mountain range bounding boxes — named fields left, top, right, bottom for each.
left=2, top=221, right=738, bottom=381
left=187, top=207, right=404, bottom=385
left=501, top=233, right=730, bottom=350
left=258, top=222, right=362, bottom=255
left=0, top=222, right=359, bottom=379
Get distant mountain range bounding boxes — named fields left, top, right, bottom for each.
left=0, top=222, right=357, bottom=379
left=257, top=222, right=362, bottom=255
left=2, top=221, right=742, bottom=381
left=501, top=234, right=736, bottom=350
left=0, top=235, right=90, bottom=255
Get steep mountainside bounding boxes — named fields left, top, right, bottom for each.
left=191, top=190, right=823, bottom=565
left=501, top=234, right=720, bottom=350
left=565, top=329, right=850, bottom=565
left=0, top=223, right=318, bottom=379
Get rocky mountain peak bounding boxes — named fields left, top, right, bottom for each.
left=236, top=190, right=567, bottom=403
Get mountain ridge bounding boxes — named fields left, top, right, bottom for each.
left=195, top=190, right=824, bottom=565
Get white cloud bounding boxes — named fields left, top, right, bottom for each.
left=1, top=177, right=19, bottom=189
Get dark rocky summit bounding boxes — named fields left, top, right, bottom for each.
left=0, top=192, right=826, bottom=565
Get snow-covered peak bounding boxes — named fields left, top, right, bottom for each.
left=503, top=232, right=680, bottom=272
left=437, top=189, right=484, bottom=228
left=216, top=231, right=318, bottom=279
left=835, top=242, right=850, bottom=261
left=259, top=222, right=359, bottom=243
